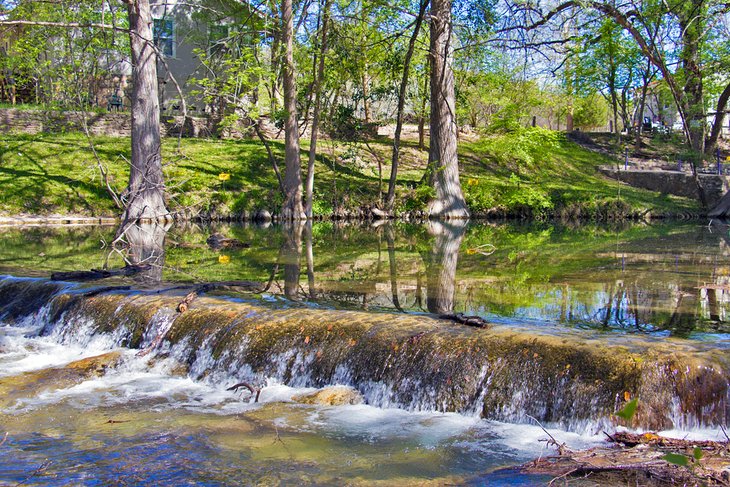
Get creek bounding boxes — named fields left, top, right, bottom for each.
left=0, top=220, right=728, bottom=485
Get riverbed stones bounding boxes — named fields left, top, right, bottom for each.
left=0, top=351, right=123, bottom=408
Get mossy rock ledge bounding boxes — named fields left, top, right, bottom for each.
left=0, top=276, right=727, bottom=433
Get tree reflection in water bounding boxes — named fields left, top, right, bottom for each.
left=424, top=219, right=467, bottom=315
left=117, top=222, right=170, bottom=285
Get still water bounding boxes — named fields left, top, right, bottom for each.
left=0, top=220, right=728, bottom=485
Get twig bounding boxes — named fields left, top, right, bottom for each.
left=527, top=414, right=571, bottom=455
left=226, top=381, right=261, bottom=402
left=15, top=459, right=52, bottom=486
left=0, top=432, right=7, bottom=447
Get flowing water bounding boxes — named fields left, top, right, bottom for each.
left=0, top=220, right=728, bottom=485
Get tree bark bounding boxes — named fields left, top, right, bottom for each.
left=305, top=0, right=332, bottom=219
left=706, top=82, right=730, bottom=154
left=428, top=0, right=469, bottom=219
left=386, top=0, right=429, bottom=213
left=122, top=0, right=168, bottom=223
left=280, top=0, right=306, bottom=220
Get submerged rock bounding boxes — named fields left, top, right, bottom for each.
left=292, top=386, right=363, bottom=406
left=0, top=351, right=123, bottom=407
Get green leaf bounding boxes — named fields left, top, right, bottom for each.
left=615, top=398, right=638, bottom=421
left=693, top=447, right=703, bottom=461
left=662, top=452, right=689, bottom=467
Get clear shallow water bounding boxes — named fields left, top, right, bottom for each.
left=0, top=219, right=728, bottom=338
left=0, top=322, right=593, bottom=485
left=1, top=220, right=729, bottom=484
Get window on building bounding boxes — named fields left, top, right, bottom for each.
left=154, top=18, right=175, bottom=57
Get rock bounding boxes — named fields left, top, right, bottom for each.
left=0, top=351, right=124, bottom=407
left=253, top=209, right=272, bottom=222
left=206, top=233, right=250, bottom=250
left=292, top=386, right=363, bottom=406
left=371, top=207, right=389, bottom=220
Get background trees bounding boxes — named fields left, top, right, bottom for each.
left=1, top=0, right=728, bottom=217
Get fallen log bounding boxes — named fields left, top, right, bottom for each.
left=227, top=381, right=261, bottom=402
left=175, top=281, right=261, bottom=313
left=438, top=313, right=490, bottom=328
left=51, top=265, right=151, bottom=282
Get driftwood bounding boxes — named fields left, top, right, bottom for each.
left=438, top=313, right=490, bottom=328
left=176, top=281, right=261, bottom=313
left=227, top=381, right=261, bottom=402
left=51, top=265, right=151, bottom=282
left=206, top=233, right=251, bottom=250
left=520, top=431, right=730, bottom=486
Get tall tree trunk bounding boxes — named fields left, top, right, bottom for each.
left=428, top=0, right=469, bottom=219
left=634, top=60, right=652, bottom=152
left=122, top=0, right=168, bottom=223
left=678, top=1, right=706, bottom=156
left=418, top=66, right=428, bottom=151
left=270, top=27, right=280, bottom=116
left=361, top=71, right=371, bottom=123
left=385, top=0, right=429, bottom=213
left=305, top=0, right=332, bottom=219
left=280, top=0, right=305, bottom=220
left=706, top=82, right=730, bottom=154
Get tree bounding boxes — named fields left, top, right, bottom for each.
left=385, top=0, right=429, bottom=214
left=305, top=0, right=333, bottom=219
left=280, top=0, right=305, bottom=220
left=428, top=0, right=469, bottom=219
left=0, top=0, right=168, bottom=222
left=122, top=0, right=168, bottom=223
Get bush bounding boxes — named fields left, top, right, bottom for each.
left=325, top=105, right=378, bottom=141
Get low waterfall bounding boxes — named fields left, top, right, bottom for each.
left=1, top=275, right=728, bottom=434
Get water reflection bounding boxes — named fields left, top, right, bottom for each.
left=119, top=222, right=169, bottom=284
left=0, top=220, right=729, bottom=339
left=424, top=220, right=466, bottom=315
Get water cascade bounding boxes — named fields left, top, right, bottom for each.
left=1, top=275, right=727, bottom=434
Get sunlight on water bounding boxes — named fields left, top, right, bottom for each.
left=0, top=220, right=729, bottom=484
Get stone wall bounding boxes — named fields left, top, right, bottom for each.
left=0, top=108, right=214, bottom=138
left=600, top=167, right=729, bottom=207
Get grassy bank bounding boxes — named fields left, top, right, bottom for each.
left=0, top=127, right=700, bottom=219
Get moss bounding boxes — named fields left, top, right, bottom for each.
left=3, top=279, right=727, bottom=430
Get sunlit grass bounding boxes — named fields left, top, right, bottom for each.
left=0, top=128, right=700, bottom=217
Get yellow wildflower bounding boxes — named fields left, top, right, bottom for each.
left=218, top=255, right=231, bottom=264
left=218, top=172, right=231, bottom=181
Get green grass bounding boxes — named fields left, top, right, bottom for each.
left=0, top=126, right=701, bottom=218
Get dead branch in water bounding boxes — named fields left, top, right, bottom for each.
left=175, top=281, right=262, bottom=313
left=227, top=382, right=261, bottom=402
left=521, top=430, right=730, bottom=486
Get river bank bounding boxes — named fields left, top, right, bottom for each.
left=0, top=128, right=702, bottom=222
